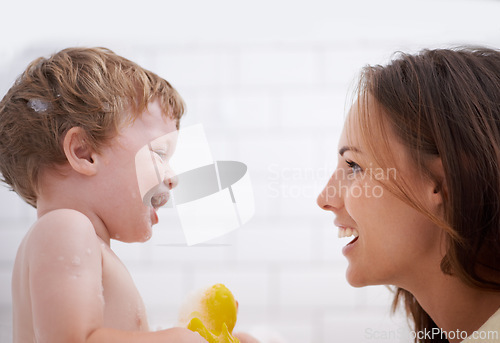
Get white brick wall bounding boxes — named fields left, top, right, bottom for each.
left=239, top=49, right=318, bottom=87
left=1, top=1, right=500, bottom=342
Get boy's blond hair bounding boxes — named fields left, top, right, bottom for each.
left=0, top=47, right=185, bottom=208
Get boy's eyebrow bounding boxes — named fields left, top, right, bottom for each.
left=339, top=146, right=361, bottom=156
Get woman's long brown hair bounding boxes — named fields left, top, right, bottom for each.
left=356, top=47, right=500, bottom=342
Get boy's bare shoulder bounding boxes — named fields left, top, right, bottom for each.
left=29, top=209, right=96, bottom=238
left=25, top=209, right=101, bottom=259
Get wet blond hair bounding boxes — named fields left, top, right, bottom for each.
left=0, top=47, right=185, bottom=208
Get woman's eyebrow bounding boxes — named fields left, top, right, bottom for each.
left=339, top=146, right=361, bottom=156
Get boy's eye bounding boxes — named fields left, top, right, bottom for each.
left=345, top=160, right=362, bottom=173
left=153, top=150, right=168, bottom=161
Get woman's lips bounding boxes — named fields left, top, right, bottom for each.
left=342, top=236, right=359, bottom=256
left=337, top=226, right=360, bottom=255
left=348, top=236, right=359, bottom=245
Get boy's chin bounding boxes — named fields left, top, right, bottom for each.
left=136, top=227, right=153, bottom=242
left=112, top=227, right=153, bottom=243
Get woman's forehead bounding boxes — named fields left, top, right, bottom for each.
left=341, top=99, right=367, bottom=149
left=341, top=96, right=410, bottom=168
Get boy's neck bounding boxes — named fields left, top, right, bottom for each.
left=37, top=168, right=112, bottom=246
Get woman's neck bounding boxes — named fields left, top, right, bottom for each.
left=407, top=272, right=500, bottom=343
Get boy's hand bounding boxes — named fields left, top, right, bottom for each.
left=86, top=327, right=208, bottom=343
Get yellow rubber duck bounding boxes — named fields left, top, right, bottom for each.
left=179, top=284, right=240, bottom=343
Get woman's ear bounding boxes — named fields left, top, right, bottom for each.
left=63, top=127, right=98, bottom=176
left=427, top=156, right=447, bottom=208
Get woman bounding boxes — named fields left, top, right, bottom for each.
left=317, top=47, right=500, bottom=343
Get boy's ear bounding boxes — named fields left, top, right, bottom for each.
left=63, top=127, right=98, bottom=176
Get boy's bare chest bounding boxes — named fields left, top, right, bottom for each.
left=100, top=245, right=149, bottom=331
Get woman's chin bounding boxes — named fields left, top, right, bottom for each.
left=345, top=266, right=369, bottom=288
left=345, top=267, right=389, bottom=288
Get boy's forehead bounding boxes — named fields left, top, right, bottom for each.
left=125, top=99, right=177, bottom=125
left=148, top=130, right=179, bottom=147
left=134, top=109, right=177, bottom=129
left=121, top=104, right=178, bottom=143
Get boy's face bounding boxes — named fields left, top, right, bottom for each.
left=93, top=99, right=178, bottom=243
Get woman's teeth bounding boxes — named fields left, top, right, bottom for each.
left=338, top=227, right=359, bottom=238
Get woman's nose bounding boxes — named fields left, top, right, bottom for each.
left=317, top=169, right=344, bottom=212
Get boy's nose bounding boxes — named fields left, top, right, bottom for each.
left=162, top=163, right=178, bottom=190
left=165, top=174, right=178, bottom=190
left=317, top=169, right=344, bottom=212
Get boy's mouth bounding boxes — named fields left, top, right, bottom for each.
left=150, top=207, right=159, bottom=225
left=149, top=192, right=170, bottom=225
left=151, top=192, right=170, bottom=209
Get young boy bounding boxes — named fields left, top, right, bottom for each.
left=0, top=47, right=207, bottom=342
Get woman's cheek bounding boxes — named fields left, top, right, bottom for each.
left=346, top=179, right=378, bottom=215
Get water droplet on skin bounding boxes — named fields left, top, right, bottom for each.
left=71, top=256, right=81, bottom=266
left=136, top=311, right=143, bottom=328
left=86, top=248, right=92, bottom=255
left=98, top=284, right=105, bottom=304
left=115, top=234, right=121, bottom=239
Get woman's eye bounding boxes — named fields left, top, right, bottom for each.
left=345, top=160, right=362, bottom=173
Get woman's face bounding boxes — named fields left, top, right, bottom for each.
left=317, top=102, right=445, bottom=289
